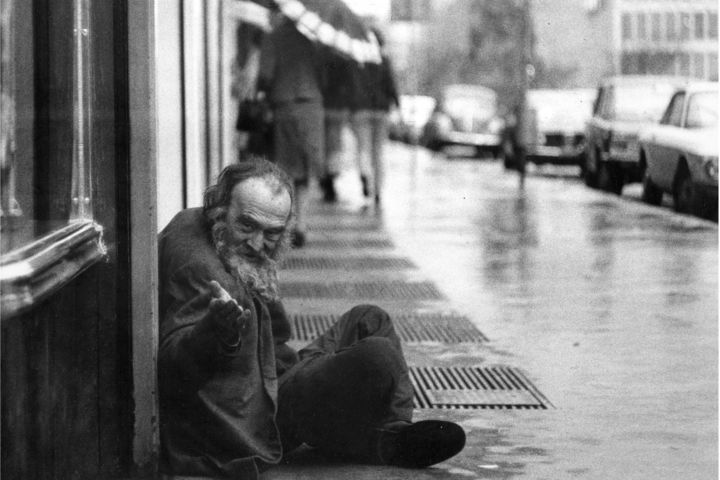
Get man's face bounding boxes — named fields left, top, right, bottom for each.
left=225, top=177, right=292, bottom=262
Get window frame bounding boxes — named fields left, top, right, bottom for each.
left=0, top=0, right=106, bottom=320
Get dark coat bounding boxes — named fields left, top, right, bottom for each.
left=352, top=55, right=400, bottom=112
left=158, top=208, right=297, bottom=478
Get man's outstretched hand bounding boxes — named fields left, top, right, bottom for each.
left=207, top=280, right=251, bottom=347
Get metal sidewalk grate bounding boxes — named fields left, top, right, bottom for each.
left=280, top=281, right=444, bottom=300
left=281, top=256, right=415, bottom=270
left=306, top=238, right=395, bottom=249
left=410, top=366, right=552, bottom=409
left=306, top=222, right=384, bottom=232
left=290, top=313, right=488, bottom=343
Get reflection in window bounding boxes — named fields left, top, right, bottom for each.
left=0, top=0, right=94, bottom=255
left=1, top=0, right=20, bottom=219
left=71, top=0, right=93, bottom=221
left=686, top=91, right=718, bottom=129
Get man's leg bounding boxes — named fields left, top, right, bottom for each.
left=277, top=305, right=465, bottom=467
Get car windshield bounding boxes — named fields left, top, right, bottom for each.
left=685, top=91, right=718, bottom=128
left=613, top=84, right=677, bottom=122
left=528, top=90, right=594, bottom=130
left=444, top=95, right=496, bottom=121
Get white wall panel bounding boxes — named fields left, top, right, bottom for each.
left=155, top=0, right=184, bottom=230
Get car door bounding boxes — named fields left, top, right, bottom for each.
left=649, top=91, right=685, bottom=188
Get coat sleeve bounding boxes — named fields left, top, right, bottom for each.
left=266, top=300, right=299, bottom=376
left=159, top=261, right=249, bottom=400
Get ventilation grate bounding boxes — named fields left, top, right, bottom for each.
left=281, top=256, right=415, bottom=270
left=280, top=281, right=444, bottom=300
left=410, top=366, right=552, bottom=409
left=306, top=238, right=394, bottom=249
left=290, top=313, right=487, bottom=343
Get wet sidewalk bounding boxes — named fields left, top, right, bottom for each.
left=266, top=143, right=718, bottom=480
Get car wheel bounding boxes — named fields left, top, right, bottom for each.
left=673, top=165, right=700, bottom=215
left=584, top=148, right=599, bottom=188
left=598, top=162, right=623, bottom=195
left=640, top=171, right=663, bottom=205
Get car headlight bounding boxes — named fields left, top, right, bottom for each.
left=703, top=156, right=718, bottom=181
left=487, top=117, right=505, bottom=134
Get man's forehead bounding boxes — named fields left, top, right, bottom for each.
left=230, top=177, right=291, bottom=218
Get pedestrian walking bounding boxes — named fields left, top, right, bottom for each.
left=350, top=28, right=399, bottom=206
left=319, top=55, right=357, bottom=203
left=258, top=12, right=324, bottom=248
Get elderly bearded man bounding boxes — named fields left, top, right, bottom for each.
left=158, top=158, right=465, bottom=478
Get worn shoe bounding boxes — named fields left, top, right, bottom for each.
left=291, top=230, right=306, bottom=248
left=320, top=175, right=337, bottom=203
left=360, top=175, right=370, bottom=197
left=377, top=420, right=465, bottom=468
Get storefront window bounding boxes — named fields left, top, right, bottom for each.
left=0, top=0, right=105, bottom=318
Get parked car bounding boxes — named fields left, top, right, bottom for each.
left=388, top=95, right=436, bottom=144
left=638, top=81, right=718, bottom=218
left=584, top=75, right=688, bottom=194
left=420, top=84, right=504, bottom=156
left=523, top=88, right=596, bottom=166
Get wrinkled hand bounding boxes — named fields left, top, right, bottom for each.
left=208, top=280, right=251, bottom=346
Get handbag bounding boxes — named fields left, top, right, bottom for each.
left=236, top=94, right=271, bottom=132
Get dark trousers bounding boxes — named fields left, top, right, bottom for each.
left=276, top=305, right=413, bottom=462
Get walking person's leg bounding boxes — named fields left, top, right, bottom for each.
left=370, top=111, right=388, bottom=205
left=351, top=111, right=375, bottom=204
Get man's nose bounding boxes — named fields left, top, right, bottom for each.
left=246, top=231, right=264, bottom=252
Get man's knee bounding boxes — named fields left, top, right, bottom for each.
left=345, top=304, right=392, bottom=327
left=352, top=336, right=404, bottom=380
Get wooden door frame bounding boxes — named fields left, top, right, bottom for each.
left=127, top=0, right=159, bottom=474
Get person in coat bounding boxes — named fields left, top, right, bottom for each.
left=258, top=13, right=324, bottom=247
left=158, top=158, right=465, bottom=478
left=350, top=28, right=400, bottom=206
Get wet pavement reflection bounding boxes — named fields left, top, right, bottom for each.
left=267, top=142, right=717, bottom=480
left=381, top=144, right=717, bottom=479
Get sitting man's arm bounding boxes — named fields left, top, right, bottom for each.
left=159, top=263, right=250, bottom=399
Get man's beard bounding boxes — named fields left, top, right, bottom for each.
left=211, top=220, right=281, bottom=302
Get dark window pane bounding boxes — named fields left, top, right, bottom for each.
left=709, top=12, right=718, bottom=38
left=694, top=12, right=705, bottom=39
left=622, top=13, right=633, bottom=40
left=666, top=12, right=676, bottom=40
left=637, top=12, right=647, bottom=39
left=710, top=53, right=718, bottom=81
left=651, top=13, right=661, bottom=40
left=679, top=53, right=690, bottom=76
left=693, top=53, right=705, bottom=79
left=680, top=13, right=690, bottom=40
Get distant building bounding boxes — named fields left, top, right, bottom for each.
left=532, top=0, right=718, bottom=87
left=617, top=0, right=717, bottom=80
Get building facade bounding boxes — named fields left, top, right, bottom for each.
left=617, top=0, right=718, bottom=80
left=532, top=0, right=718, bottom=88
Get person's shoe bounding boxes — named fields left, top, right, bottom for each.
left=320, top=175, right=337, bottom=203
left=360, top=175, right=370, bottom=197
left=291, top=230, right=306, bottom=248
left=377, top=420, right=465, bottom=468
